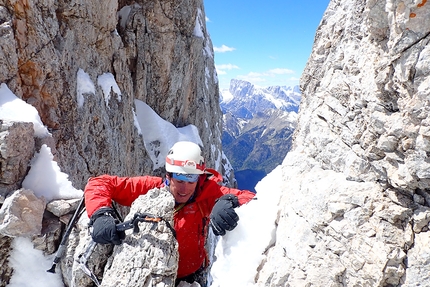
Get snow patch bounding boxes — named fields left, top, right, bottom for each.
left=97, top=72, right=122, bottom=107
left=211, top=166, right=282, bottom=286
left=8, top=237, right=64, bottom=287
left=220, top=89, right=234, bottom=104
left=0, top=83, right=50, bottom=138
left=76, top=68, right=95, bottom=108
left=193, top=8, right=204, bottom=38
left=133, top=100, right=202, bottom=170
left=118, top=5, right=132, bottom=29
left=22, top=144, right=83, bottom=202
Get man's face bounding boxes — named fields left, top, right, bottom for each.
left=168, top=175, right=198, bottom=203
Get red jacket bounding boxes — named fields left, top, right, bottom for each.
left=84, top=169, right=255, bottom=278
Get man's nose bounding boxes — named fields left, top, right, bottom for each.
left=176, top=182, right=188, bottom=192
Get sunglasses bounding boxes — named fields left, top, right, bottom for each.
left=172, top=173, right=199, bottom=183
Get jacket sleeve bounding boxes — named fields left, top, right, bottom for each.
left=220, top=185, right=256, bottom=206
left=84, top=175, right=163, bottom=217
left=201, top=179, right=255, bottom=208
left=201, top=169, right=256, bottom=207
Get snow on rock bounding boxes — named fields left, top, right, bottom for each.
left=134, top=99, right=203, bottom=170
left=211, top=166, right=282, bottom=286
left=0, top=83, right=50, bottom=138
left=8, top=237, right=63, bottom=287
left=22, top=144, right=83, bottom=202
left=76, top=68, right=96, bottom=108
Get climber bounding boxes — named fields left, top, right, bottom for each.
left=84, top=141, right=255, bottom=286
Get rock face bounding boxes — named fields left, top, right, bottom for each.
left=0, top=120, right=35, bottom=197
left=0, top=0, right=222, bottom=190
left=257, top=0, right=430, bottom=286
left=0, top=188, right=46, bottom=237
left=62, top=188, right=177, bottom=287
left=102, top=188, right=177, bottom=287
left=0, top=236, right=12, bottom=287
left=0, top=0, right=221, bottom=286
left=5, top=0, right=430, bottom=286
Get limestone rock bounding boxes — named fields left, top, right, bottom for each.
left=46, top=198, right=82, bottom=218
left=101, top=187, right=177, bottom=286
left=62, top=188, right=177, bottom=287
left=0, top=120, right=35, bottom=197
left=257, top=0, right=430, bottom=286
left=62, top=213, right=107, bottom=287
left=298, top=0, right=430, bottom=191
left=0, top=0, right=223, bottom=191
left=0, top=6, right=18, bottom=85
left=0, top=188, right=46, bottom=237
left=0, top=0, right=226, bottom=285
left=0, top=235, right=13, bottom=287
left=32, top=211, right=63, bottom=254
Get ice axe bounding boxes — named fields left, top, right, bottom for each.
left=79, top=240, right=100, bottom=286
left=78, top=212, right=175, bottom=286
left=47, top=195, right=86, bottom=273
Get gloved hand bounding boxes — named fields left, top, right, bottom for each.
left=89, top=207, right=125, bottom=245
left=210, top=194, right=240, bottom=236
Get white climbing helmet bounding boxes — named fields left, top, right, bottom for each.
left=165, top=141, right=205, bottom=174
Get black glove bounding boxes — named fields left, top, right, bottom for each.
left=89, top=207, right=125, bottom=245
left=210, top=194, right=240, bottom=236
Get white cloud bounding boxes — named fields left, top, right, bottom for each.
left=268, top=68, right=294, bottom=75
left=237, top=72, right=266, bottom=84
left=288, top=76, right=301, bottom=82
left=216, top=64, right=239, bottom=70
left=238, top=68, right=296, bottom=81
left=215, top=64, right=239, bottom=75
left=214, top=45, right=236, bottom=53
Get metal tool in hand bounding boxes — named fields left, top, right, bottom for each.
left=79, top=240, right=100, bottom=286
left=79, top=212, right=174, bottom=286
left=47, top=196, right=86, bottom=273
left=116, top=212, right=162, bottom=232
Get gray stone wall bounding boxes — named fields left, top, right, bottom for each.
left=257, top=0, right=430, bottom=286
left=0, top=0, right=222, bottom=285
left=0, top=0, right=222, bottom=190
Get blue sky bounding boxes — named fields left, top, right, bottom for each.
left=204, top=0, right=330, bottom=90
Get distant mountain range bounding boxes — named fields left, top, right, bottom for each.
left=220, top=79, right=301, bottom=192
